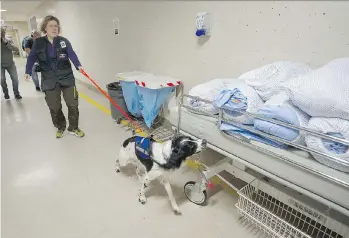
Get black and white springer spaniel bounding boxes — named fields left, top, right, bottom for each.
left=115, top=134, right=207, bottom=215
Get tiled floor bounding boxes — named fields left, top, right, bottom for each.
left=1, top=58, right=259, bottom=238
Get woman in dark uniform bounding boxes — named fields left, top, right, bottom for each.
left=25, top=15, right=85, bottom=138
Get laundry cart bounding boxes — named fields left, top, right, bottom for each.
left=117, top=71, right=181, bottom=140
left=116, top=71, right=153, bottom=119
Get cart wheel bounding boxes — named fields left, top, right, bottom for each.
left=184, top=181, right=207, bottom=206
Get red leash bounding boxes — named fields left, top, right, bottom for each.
left=80, top=69, right=142, bottom=132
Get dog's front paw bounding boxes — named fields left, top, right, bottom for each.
left=173, top=208, right=182, bottom=216
left=138, top=195, right=147, bottom=205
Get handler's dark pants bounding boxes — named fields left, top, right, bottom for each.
left=45, top=84, right=79, bottom=131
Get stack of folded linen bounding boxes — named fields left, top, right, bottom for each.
left=212, top=79, right=282, bottom=147
left=240, top=57, right=349, bottom=172
left=281, top=57, right=349, bottom=172
left=187, top=78, right=232, bottom=115
left=213, top=78, right=264, bottom=125
left=187, top=58, right=349, bottom=173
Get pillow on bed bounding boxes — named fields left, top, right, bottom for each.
left=239, top=61, right=311, bottom=101
left=282, top=57, right=349, bottom=120
left=305, top=117, right=349, bottom=172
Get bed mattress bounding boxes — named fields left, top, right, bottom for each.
left=168, top=106, right=349, bottom=214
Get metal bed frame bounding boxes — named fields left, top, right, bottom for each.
left=174, top=94, right=349, bottom=238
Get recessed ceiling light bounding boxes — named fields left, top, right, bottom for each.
left=1, top=9, right=7, bottom=12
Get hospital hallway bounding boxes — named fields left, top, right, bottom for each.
left=1, top=58, right=256, bottom=238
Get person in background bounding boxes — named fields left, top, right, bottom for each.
left=24, top=15, right=85, bottom=138
left=1, top=27, right=22, bottom=100
left=24, top=29, right=42, bottom=91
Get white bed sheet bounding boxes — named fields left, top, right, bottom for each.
left=168, top=106, right=349, bottom=213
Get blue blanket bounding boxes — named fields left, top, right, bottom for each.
left=213, top=89, right=247, bottom=111
left=120, top=80, right=175, bottom=128
left=220, top=122, right=288, bottom=149
left=120, top=80, right=142, bottom=117
left=254, top=105, right=300, bottom=144
left=138, top=86, right=174, bottom=128
left=213, top=89, right=247, bottom=119
left=215, top=89, right=289, bottom=148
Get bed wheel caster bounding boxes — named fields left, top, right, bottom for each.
left=184, top=181, right=208, bottom=206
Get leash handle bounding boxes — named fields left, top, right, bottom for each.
left=80, top=69, right=142, bottom=132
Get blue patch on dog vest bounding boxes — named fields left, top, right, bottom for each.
left=135, top=136, right=151, bottom=160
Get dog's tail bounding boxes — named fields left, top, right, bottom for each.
left=122, top=136, right=137, bottom=148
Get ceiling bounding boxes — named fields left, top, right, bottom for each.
left=1, top=1, right=43, bottom=21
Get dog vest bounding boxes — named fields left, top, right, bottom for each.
left=135, top=136, right=152, bottom=160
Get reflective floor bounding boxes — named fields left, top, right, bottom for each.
left=1, top=59, right=257, bottom=238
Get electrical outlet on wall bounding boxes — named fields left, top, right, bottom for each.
left=113, top=18, right=119, bottom=35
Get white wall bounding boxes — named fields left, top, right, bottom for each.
left=28, top=1, right=349, bottom=92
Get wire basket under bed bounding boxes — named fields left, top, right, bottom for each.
left=236, top=179, right=349, bottom=238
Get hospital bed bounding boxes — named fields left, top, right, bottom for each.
left=114, top=69, right=349, bottom=237
left=167, top=93, right=349, bottom=238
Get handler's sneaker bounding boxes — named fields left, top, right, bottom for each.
left=68, top=128, right=85, bottom=138
left=56, top=129, right=65, bottom=138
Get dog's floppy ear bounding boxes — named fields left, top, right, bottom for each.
left=159, top=139, right=188, bottom=170
left=163, top=146, right=187, bottom=169
left=171, top=147, right=181, bottom=155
